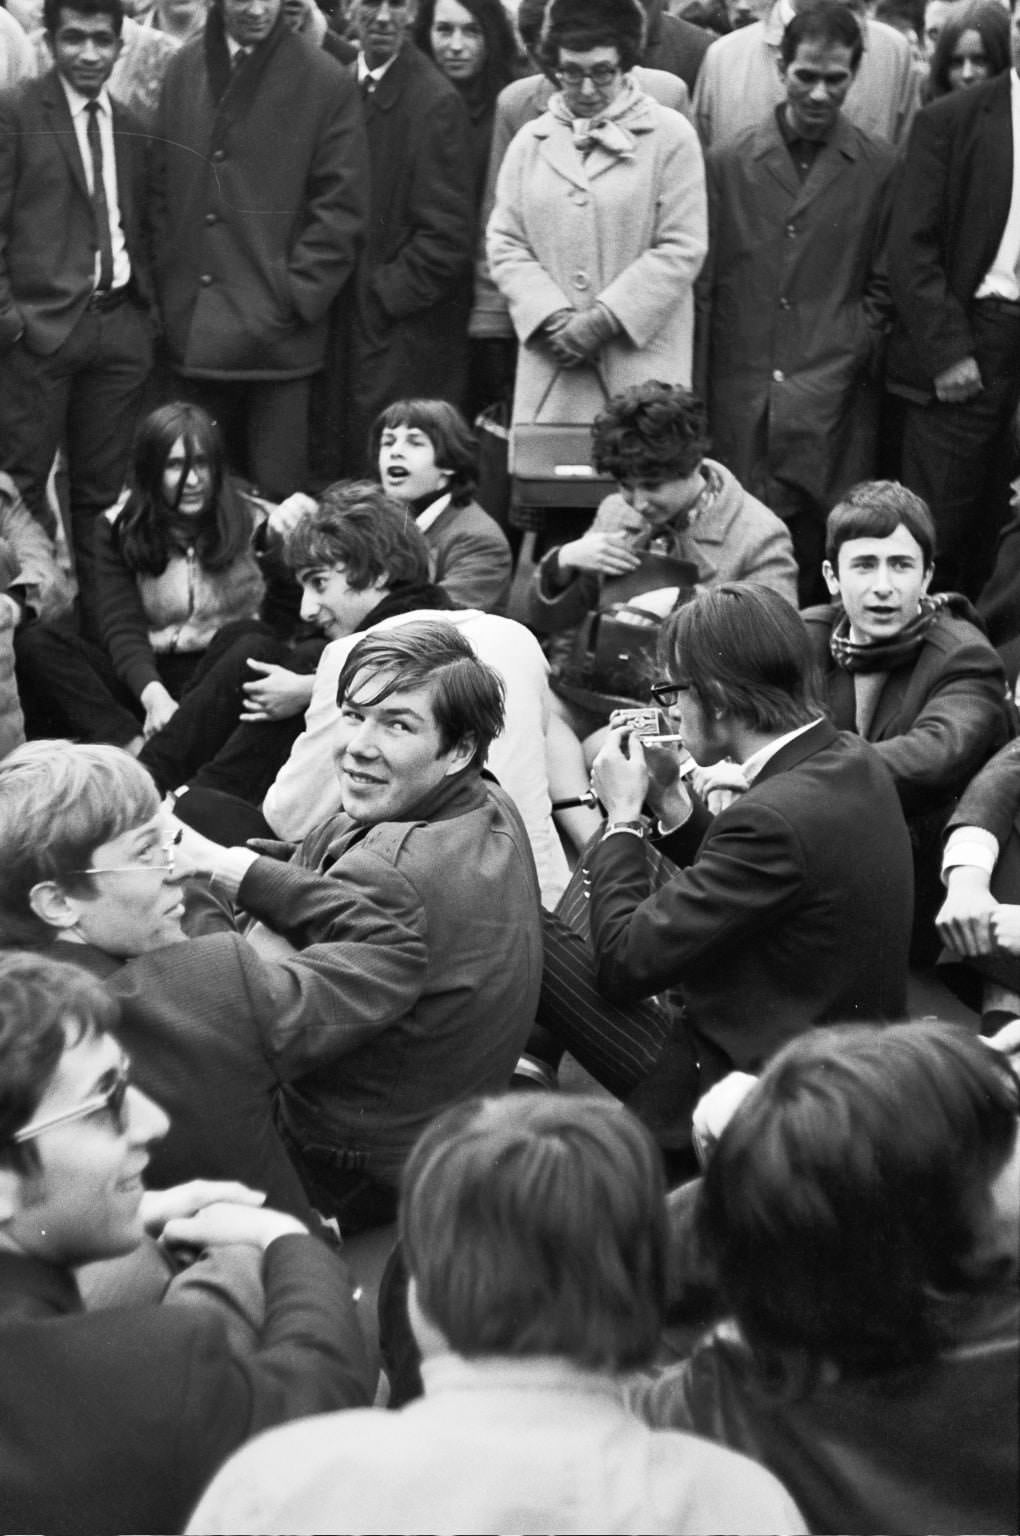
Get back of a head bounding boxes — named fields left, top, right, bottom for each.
left=401, top=1093, right=667, bottom=1373
left=0, top=742, right=160, bottom=947
left=662, top=581, right=820, bottom=734
left=699, top=1021, right=1020, bottom=1381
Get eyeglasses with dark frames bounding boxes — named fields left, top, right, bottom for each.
left=555, top=63, right=620, bottom=87
left=649, top=679, right=690, bottom=708
left=12, top=1060, right=131, bottom=1143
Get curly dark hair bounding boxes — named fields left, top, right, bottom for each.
left=591, top=381, right=710, bottom=485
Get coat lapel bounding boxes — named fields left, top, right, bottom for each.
left=533, top=120, right=589, bottom=192
left=755, top=121, right=800, bottom=201
left=41, top=70, right=90, bottom=202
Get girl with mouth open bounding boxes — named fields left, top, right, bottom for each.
left=370, top=396, right=513, bottom=614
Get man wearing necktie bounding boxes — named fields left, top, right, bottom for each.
left=0, top=0, right=155, bottom=634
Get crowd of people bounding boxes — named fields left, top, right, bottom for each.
left=1, top=0, right=1020, bottom=1528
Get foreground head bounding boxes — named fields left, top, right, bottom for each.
left=539, top=0, right=645, bottom=115
left=929, top=0, right=1010, bottom=94
left=401, top=1092, right=667, bottom=1371
left=0, top=741, right=183, bottom=956
left=653, top=582, right=820, bottom=763
left=823, top=480, right=934, bottom=644
left=592, top=381, right=710, bottom=525
left=779, top=2, right=862, bottom=140
left=286, top=481, right=430, bottom=640
left=0, top=952, right=168, bottom=1266
left=413, top=0, right=519, bottom=94
left=352, top=0, right=416, bottom=67
left=698, top=1021, right=1020, bottom=1383
left=45, top=0, right=124, bottom=97
left=370, top=399, right=477, bottom=508
left=333, top=620, right=505, bottom=822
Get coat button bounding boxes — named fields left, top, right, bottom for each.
left=205, top=212, right=217, bottom=225
left=785, top=223, right=796, bottom=237
left=571, top=191, right=588, bottom=205
left=772, top=368, right=785, bottom=382
left=200, top=273, right=213, bottom=286
left=572, top=271, right=591, bottom=290
left=779, top=297, right=791, bottom=310
left=211, top=149, right=226, bottom=164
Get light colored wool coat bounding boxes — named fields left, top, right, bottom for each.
left=487, top=88, right=707, bottom=430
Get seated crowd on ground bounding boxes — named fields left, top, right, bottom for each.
left=1, top=0, right=1020, bottom=1527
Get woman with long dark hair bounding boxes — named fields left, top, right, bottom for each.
left=927, top=0, right=1010, bottom=97
left=16, top=401, right=285, bottom=754
left=413, top=0, right=523, bottom=204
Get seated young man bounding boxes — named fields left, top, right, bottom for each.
left=583, top=582, right=911, bottom=1101
left=631, top=1021, right=1020, bottom=1536
left=175, top=484, right=574, bottom=904
left=187, top=1093, right=806, bottom=1536
left=176, top=621, right=544, bottom=1234
left=802, top=480, right=1010, bottom=958
left=0, top=952, right=372, bottom=1536
left=0, top=739, right=439, bottom=1221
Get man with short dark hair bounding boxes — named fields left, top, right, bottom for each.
left=696, top=2, right=897, bottom=601
left=586, top=580, right=912, bottom=1095
left=188, top=1092, right=806, bottom=1536
left=631, top=1020, right=1020, bottom=1536
left=800, top=479, right=1009, bottom=958
left=0, top=0, right=155, bottom=628
left=179, top=618, right=544, bottom=1231
left=0, top=950, right=372, bottom=1536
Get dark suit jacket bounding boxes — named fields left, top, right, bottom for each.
left=0, top=70, right=153, bottom=355
left=588, top=719, right=912, bottom=1084
left=0, top=1239, right=372, bottom=1536
left=887, top=75, right=1012, bottom=398
left=803, top=600, right=1009, bottom=820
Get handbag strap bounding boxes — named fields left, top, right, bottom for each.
left=531, top=359, right=613, bottom=424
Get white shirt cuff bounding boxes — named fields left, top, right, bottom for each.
left=942, top=827, right=1000, bottom=879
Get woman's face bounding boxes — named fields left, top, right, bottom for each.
left=556, top=44, right=624, bottom=118
left=378, top=422, right=450, bottom=502
left=430, top=0, right=487, bottom=82
left=161, top=434, right=212, bottom=517
left=947, top=27, right=992, bottom=88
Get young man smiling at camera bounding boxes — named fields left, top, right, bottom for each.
left=0, top=953, right=371, bottom=1536
left=178, top=618, right=543, bottom=1235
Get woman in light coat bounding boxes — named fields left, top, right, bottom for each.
left=487, top=0, right=707, bottom=437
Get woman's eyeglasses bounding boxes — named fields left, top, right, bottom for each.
left=555, top=64, right=620, bottom=88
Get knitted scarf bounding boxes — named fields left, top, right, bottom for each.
left=829, top=592, right=947, bottom=673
